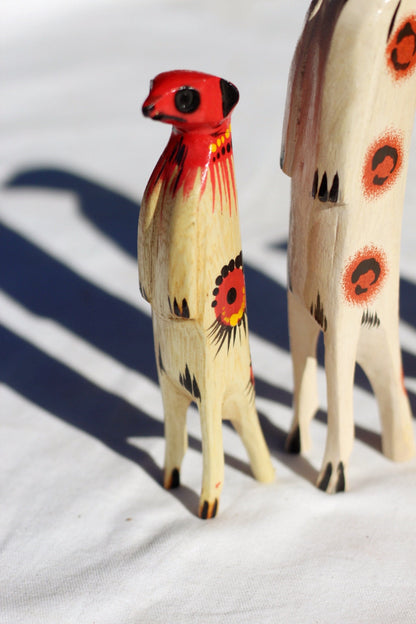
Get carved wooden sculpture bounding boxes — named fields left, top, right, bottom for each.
left=138, top=70, right=274, bottom=518
left=281, top=0, right=416, bottom=492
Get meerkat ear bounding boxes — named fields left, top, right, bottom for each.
left=220, top=78, right=239, bottom=118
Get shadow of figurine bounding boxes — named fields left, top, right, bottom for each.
left=3, top=164, right=415, bottom=504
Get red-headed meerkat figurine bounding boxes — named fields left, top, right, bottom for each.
left=281, top=0, right=416, bottom=492
left=138, top=70, right=274, bottom=518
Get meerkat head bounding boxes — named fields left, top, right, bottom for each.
left=142, top=70, right=239, bottom=132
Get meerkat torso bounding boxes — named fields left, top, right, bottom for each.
left=139, top=74, right=254, bottom=406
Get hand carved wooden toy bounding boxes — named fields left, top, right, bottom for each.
left=281, top=0, right=416, bottom=492
left=138, top=70, right=274, bottom=518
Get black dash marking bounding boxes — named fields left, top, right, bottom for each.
left=388, top=0, right=402, bottom=42
left=318, top=462, right=333, bottom=491
left=192, top=376, right=201, bottom=401
left=312, top=169, right=319, bottom=198
left=361, top=309, right=381, bottom=329
left=179, top=365, right=201, bottom=401
left=286, top=426, right=301, bottom=454
left=311, top=292, right=328, bottom=331
left=212, top=498, right=218, bottom=518
left=183, top=365, right=192, bottom=394
left=171, top=468, right=180, bottom=489
left=182, top=298, right=190, bottom=318
left=335, top=462, right=346, bottom=493
left=318, top=172, right=328, bottom=202
left=172, top=297, right=190, bottom=318
left=329, top=173, right=339, bottom=203
left=200, top=501, right=209, bottom=520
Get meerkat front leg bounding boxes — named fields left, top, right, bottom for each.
left=159, top=373, right=191, bottom=490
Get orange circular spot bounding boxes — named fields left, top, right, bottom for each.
left=387, top=15, right=416, bottom=80
left=362, top=132, right=403, bottom=199
left=342, top=246, right=388, bottom=305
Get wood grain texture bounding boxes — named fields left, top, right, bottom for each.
left=282, top=0, right=416, bottom=492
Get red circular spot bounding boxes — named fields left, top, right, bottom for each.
left=214, top=267, right=246, bottom=326
left=387, top=15, right=416, bottom=80
left=343, top=246, right=388, bottom=305
left=362, top=132, right=403, bottom=199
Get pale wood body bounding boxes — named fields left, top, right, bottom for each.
left=139, top=72, right=274, bottom=518
left=281, top=0, right=416, bottom=491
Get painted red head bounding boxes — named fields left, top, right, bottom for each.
left=142, top=70, right=239, bottom=132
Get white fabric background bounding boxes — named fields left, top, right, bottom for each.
left=1, top=1, right=416, bottom=622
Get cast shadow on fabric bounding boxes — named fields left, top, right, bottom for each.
left=2, top=167, right=415, bottom=500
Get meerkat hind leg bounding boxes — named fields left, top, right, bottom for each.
left=225, top=395, right=275, bottom=484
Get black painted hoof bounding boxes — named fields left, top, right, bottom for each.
left=164, top=468, right=180, bottom=489
left=285, top=426, right=301, bottom=454
left=335, top=462, right=346, bottom=493
left=317, top=461, right=346, bottom=493
left=199, top=498, right=218, bottom=520
left=317, top=462, right=333, bottom=491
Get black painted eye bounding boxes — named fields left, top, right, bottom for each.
left=174, top=87, right=200, bottom=114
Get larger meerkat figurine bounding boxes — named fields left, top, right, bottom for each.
left=281, top=0, right=416, bottom=492
left=138, top=70, right=274, bottom=518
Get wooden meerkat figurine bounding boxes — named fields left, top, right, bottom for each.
left=138, top=70, right=274, bottom=518
left=281, top=0, right=416, bottom=493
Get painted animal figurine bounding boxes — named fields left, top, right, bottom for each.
left=281, top=0, right=416, bottom=492
left=138, top=70, right=274, bottom=518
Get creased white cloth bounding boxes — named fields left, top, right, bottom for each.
left=1, top=1, right=416, bottom=622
